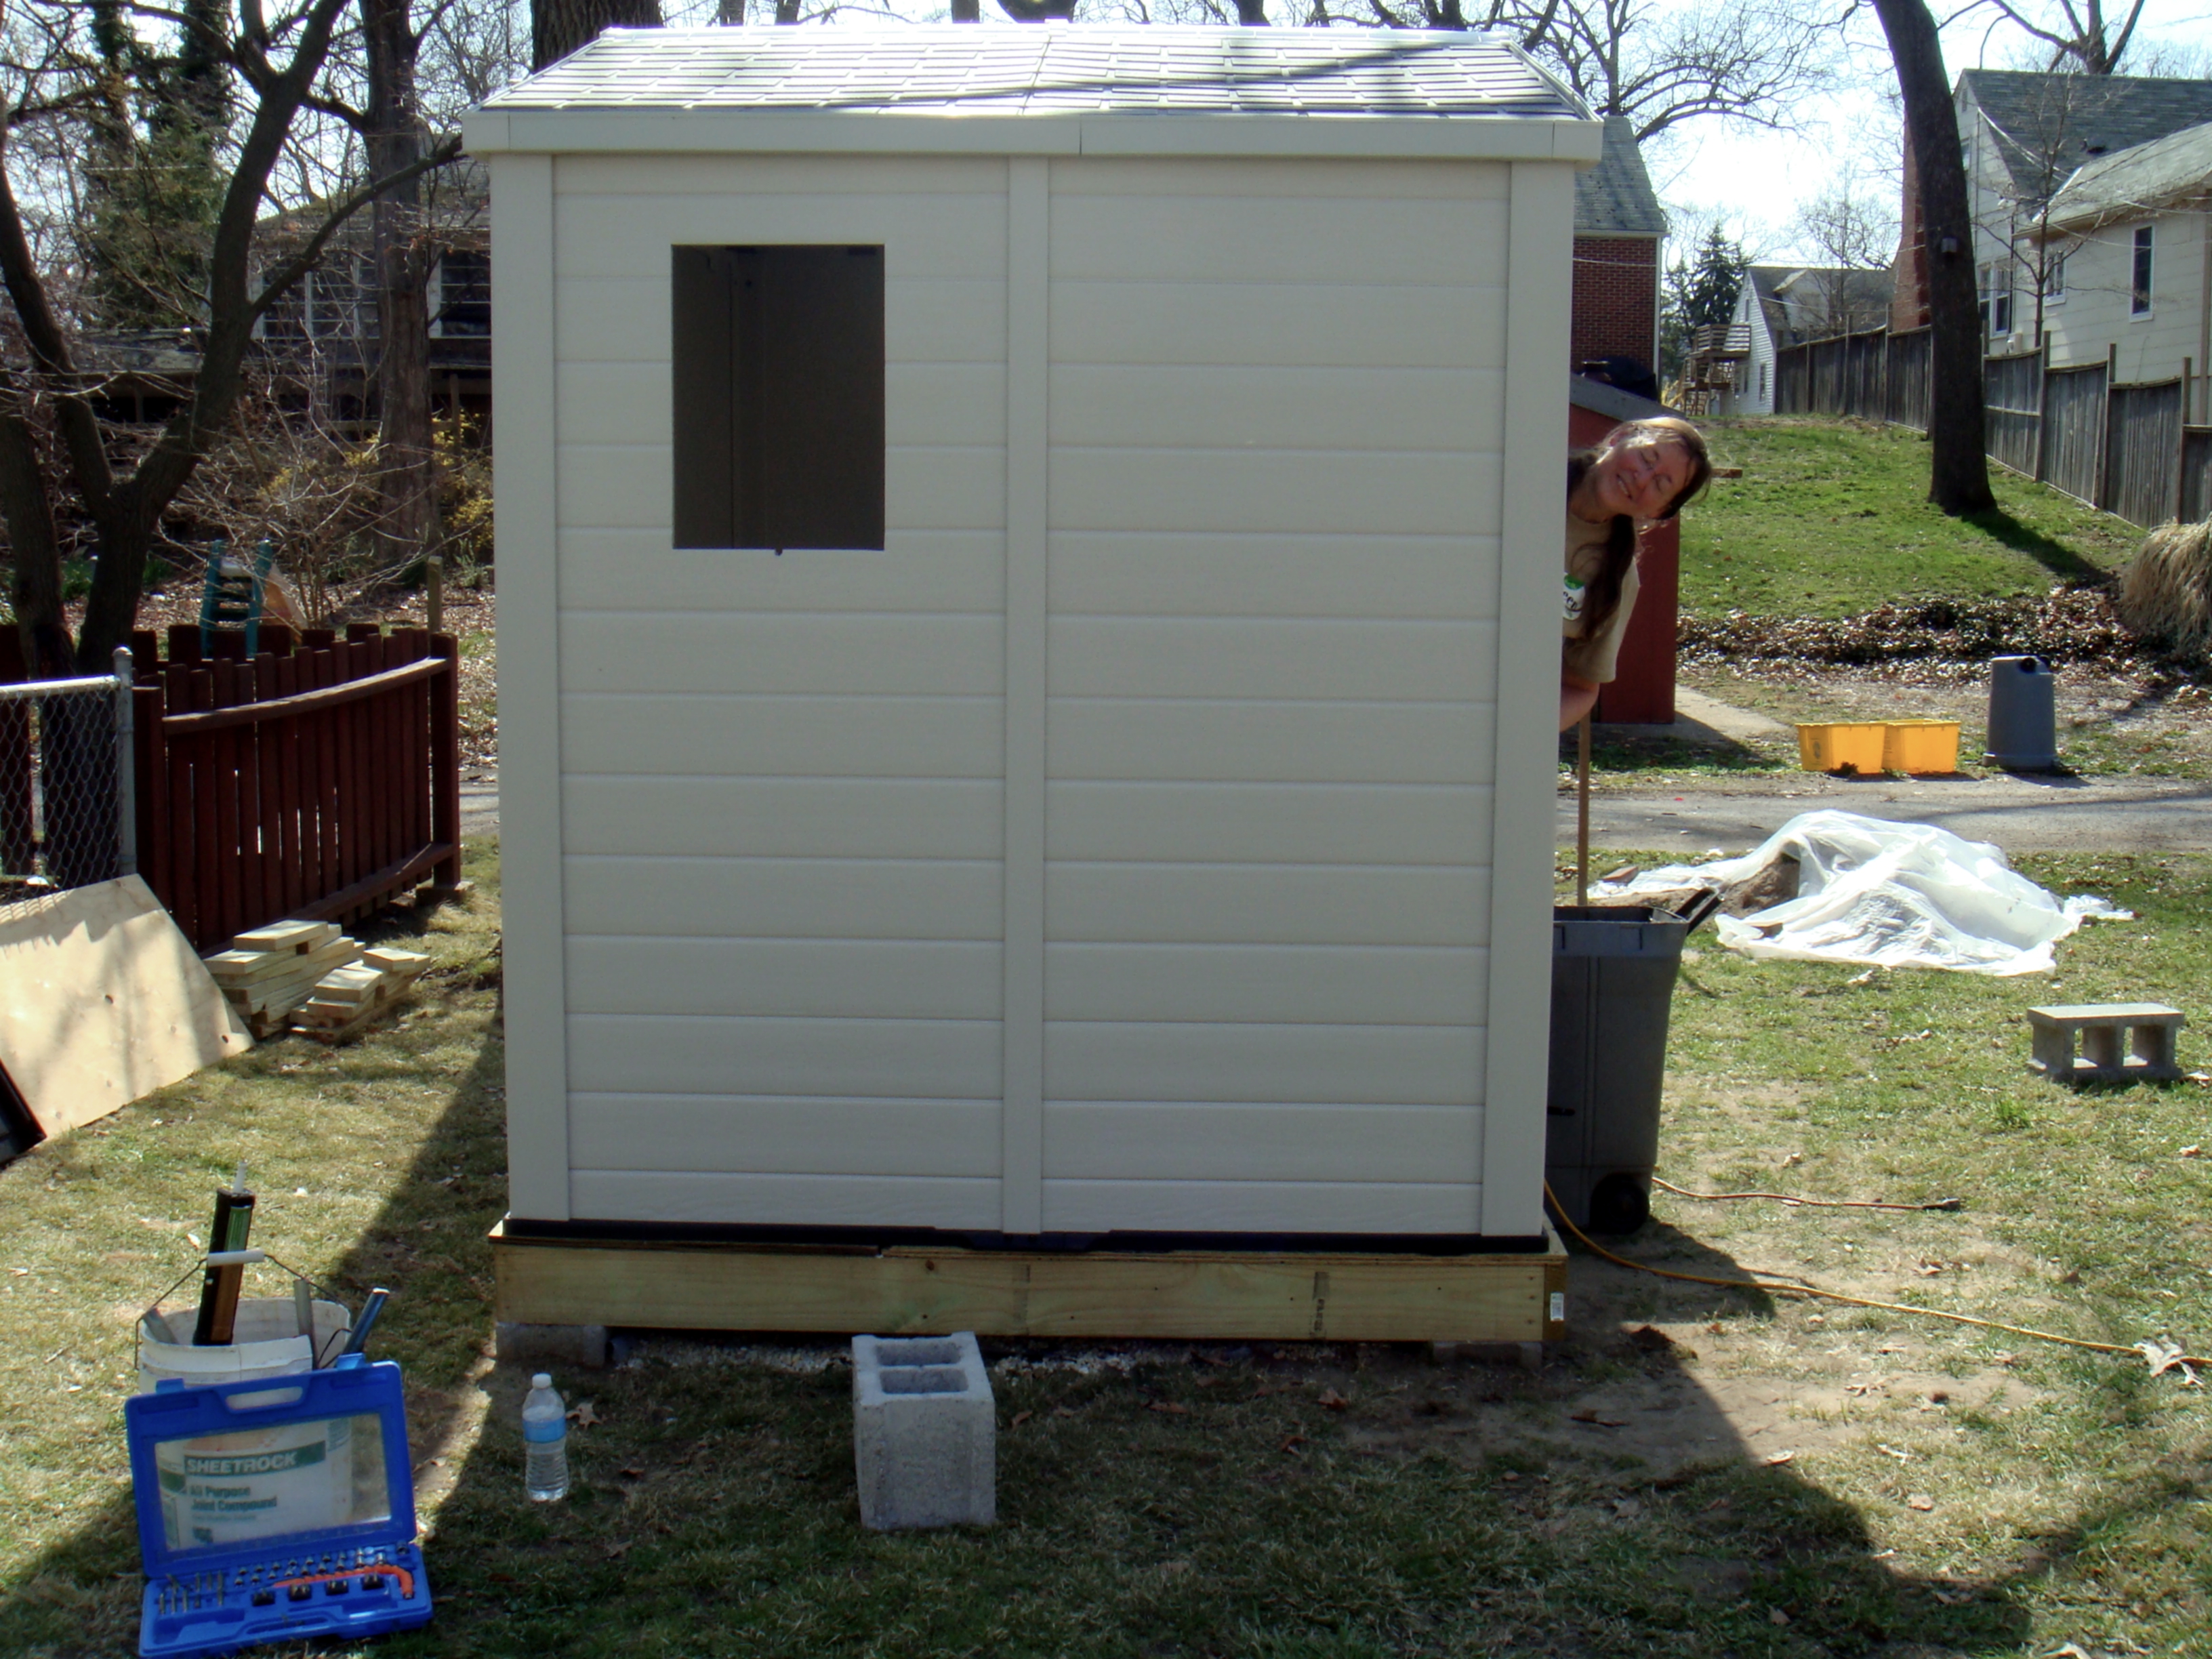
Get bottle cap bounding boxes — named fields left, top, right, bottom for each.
left=532, top=1372, right=552, bottom=1389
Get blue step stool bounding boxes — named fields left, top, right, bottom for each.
left=124, top=1357, right=432, bottom=1659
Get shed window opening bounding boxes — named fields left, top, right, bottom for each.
left=2130, top=226, right=2153, bottom=317
left=672, top=245, right=886, bottom=552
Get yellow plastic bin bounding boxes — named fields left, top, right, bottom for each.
left=1795, top=722, right=1889, bottom=775
left=1882, top=718, right=1961, bottom=774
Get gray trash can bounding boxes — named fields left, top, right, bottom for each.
left=1986, top=655, right=2057, bottom=771
left=1547, top=905, right=1690, bottom=1234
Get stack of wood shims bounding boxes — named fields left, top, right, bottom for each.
left=291, top=947, right=432, bottom=1042
left=202, top=921, right=361, bottom=1038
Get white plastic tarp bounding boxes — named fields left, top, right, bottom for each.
left=1595, top=810, right=2128, bottom=977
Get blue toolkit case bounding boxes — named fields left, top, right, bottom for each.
left=124, top=1357, right=432, bottom=1659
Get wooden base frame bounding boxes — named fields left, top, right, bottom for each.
left=491, top=1222, right=1569, bottom=1344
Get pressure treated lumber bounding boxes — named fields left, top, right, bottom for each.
left=490, top=1223, right=1570, bottom=1344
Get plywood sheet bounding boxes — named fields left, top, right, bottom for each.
left=0, top=876, right=250, bottom=1137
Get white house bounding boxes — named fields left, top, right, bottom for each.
left=1954, top=68, right=2212, bottom=356
left=1716, top=263, right=1895, bottom=416
left=466, top=26, right=1594, bottom=1261
left=2032, top=117, right=2212, bottom=417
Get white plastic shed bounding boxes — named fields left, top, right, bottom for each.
left=468, top=27, right=1597, bottom=1266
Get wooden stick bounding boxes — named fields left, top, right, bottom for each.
left=1576, top=712, right=1592, bottom=908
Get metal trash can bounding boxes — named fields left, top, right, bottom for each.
left=1986, top=655, right=2057, bottom=771
left=1547, top=905, right=1690, bottom=1234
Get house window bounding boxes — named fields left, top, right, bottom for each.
left=434, top=252, right=490, bottom=338
left=1978, top=264, right=2013, bottom=338
left=672, top=245, right=885, bottom=552
left=2131, top=226, right=2154, bottom=317
left=2042, top=251, right=2066, bottom=302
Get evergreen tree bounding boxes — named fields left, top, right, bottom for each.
left=81, top=0, right=229, bottom=333
left=1658, top=226, right=1744, bottom=380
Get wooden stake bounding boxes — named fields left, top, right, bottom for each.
left=1576, top=712, right=1592, bottom=908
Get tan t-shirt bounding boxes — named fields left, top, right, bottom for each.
left=1561, top=512, right=1639, bottom=686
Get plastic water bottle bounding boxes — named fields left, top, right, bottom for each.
left=523, top=1373, right=569, bottom=1501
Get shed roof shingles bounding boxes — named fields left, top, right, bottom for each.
left=483, top=26, right=1586, bottom=119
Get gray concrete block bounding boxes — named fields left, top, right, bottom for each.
left=496, top=1322, right=611, bottom=1370
left=852, top=1332, right=996, bottom=1530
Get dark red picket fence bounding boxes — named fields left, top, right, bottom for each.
left=127, top=621, right=462, bottom=951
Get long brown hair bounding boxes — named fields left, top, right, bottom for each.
left=1565, top=449, right=1639, bottom=645
left=1568, top=419, right=1713, bottom=644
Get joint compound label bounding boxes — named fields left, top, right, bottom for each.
left=157, top=1419, right=352, bottom=1549
left=1563, top=573, right=1586, bottom=624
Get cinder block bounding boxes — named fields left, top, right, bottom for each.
left=2026, top=1003, right=2186, bottom=1084
left=852, top=1332, right=996, bottom=1530
left=495, top=1322, right=611, bottom=1370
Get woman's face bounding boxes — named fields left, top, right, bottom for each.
left=1591, top=436, right=1694, bottom=521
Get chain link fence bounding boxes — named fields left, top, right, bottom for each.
left=0, top=653, right=136, bottom=906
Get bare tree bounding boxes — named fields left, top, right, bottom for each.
left=534, top=0, right=663, bottom=71
left=0, top=0, right=462, bottom=675
left=1872, top=0, right=1994, bottom=514
left=1968, top=0, right=2149, bottom=76
left=1520, top=0, right=1839, bottom=143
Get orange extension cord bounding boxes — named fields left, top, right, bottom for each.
left=1544, top=1182, right=2210, bottom=1371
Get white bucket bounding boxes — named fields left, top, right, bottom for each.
left=138, top=1296, right=359, bottom=1549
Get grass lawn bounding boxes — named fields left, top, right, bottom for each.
left=1685, top=419, right=2142, bottom=619
left=4, top=851, right=2210, bottom=1656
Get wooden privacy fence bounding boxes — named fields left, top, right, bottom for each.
left=126, top=621, right=461, bottom=951
left=1776, top=331, right=2209, bottom=529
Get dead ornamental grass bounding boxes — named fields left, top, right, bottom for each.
left=2118, top=519, right=2212, bottom=662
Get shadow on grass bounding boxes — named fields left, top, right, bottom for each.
left=1961, top=507, right=2112, bottom=585
left=0, top=897, right=511, bottom=1659
left=0, top=956, right=2053, bottom=1655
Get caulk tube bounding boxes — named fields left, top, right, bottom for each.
left=190, top=1166, right=256, bottom=1345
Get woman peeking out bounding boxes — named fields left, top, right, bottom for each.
left=1560, top=416, right=1712, bottom=732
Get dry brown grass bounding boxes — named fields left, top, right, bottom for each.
left=2118, top=518, right=2212, bottom=660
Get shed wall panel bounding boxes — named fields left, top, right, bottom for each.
left=558, top=535, right=1006, bottom=614
left=565, top=857, right=1004, bottom=941
left=560, top=693, right=1003, bottom=777
left=1044, top=1021, right=1482, bottom=1106
left=1040, top=1179, right=1480, bottom=1234
left=564, top=778, right=1003, bottom=859
left=571, top=1095, right=1004, bottom=1177
left=1035, top=159, right=1504, bottom=1222
left=533, top=145, right=1557, bottom=1240
left=1044, top=1102, right=1477, bottom=1183
left=1042, top=945, right=1487, bottom=1025
left=558, top=613, right=1004, bottom=695
left=1049, top=365, right=1503, bottom=453
left=1044, top=862, right=1489, bottom=946
left=567, top=938, right=1003, bottom=1019
left=568, top=1014, right=1002, bottom=1099
left=1050, top=283, right=1507, bottom=369
left=1045, top=697, right=1492, bottom=783
left=1046, top=533, right=1497, bottom=619
left=1042, top=782, right=1492, bottom=866
left=570, top=1172, right=1004, bottom=1229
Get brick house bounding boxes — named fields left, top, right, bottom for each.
left=1571, top=115, right=1666, bottom=396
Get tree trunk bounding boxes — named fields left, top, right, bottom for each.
left=367, top=0, right=436, bottom=581
left=533, top=0, right=662, bottom=71
left=1872, top=0, right=1994, bottom=515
